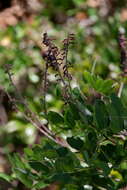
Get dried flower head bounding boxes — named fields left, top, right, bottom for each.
left=41, top=32, right=75, bottom=104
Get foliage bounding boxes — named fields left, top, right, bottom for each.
left=6, top=91, right=127, bottom=189
left=1, top=0, right=127, bottom=190
left=1, top=33, right=127, bottom=190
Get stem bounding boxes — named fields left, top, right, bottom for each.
left=6, top=71, right=60, bottom=141
left=43, top=63, right=48, bottom=115
left=91, top=59, right=97, bottom=75
left=118, top=81, right=124, bottom=98
left=57, top=66, right=66, bottom=86
left=64, top=34, right=72, bottom=91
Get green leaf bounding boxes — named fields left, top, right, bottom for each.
left=93, top=161, right=111, bottom=176
left=52, top=173, right=72, bottom=184
left=108, top=94, right=124, bottom=132
left=8, top=154, right=33, bottom=187
left=69, top=103, right=80, bottom=120
left=84, top=131, right=97, bottom=153
left=13, top=168, right=33, bottom=188
left=48, top=111, right=64, bottom=125
left=42, top=149, right=58, bottom=159
left=67, top=137, right=84, bottom=150
left=33, top=181, right=49, bottom=189
left=74, top=100, right=88, bottom=125
left=64, top=108, right=76, bottom=128
left=94, top=100, right=109, bottom=129
left=95, top=79, right=113, bottom=94
left=120, top=160, right=127, bottom=170
left=100, top=140, right=114, bottom=146
left=8, top=153, right=26, bottom=170
left=32, top=146, right=43, bottom=160
left=82, top=151, right=90, bottom=164
left=24, top=148, right=33, bottom=157
left=57, top=147, right=69, bottom=157
left=73, top=0, right=86, bottom=6
left=102, top=80, right=113, bottom=93
left=110, top=94, right=124, bottom=113
left=0, top=173, right=13, bottom=182
left=29, top=161, right=50, bottom=173
left=55, top=157, right=75, bottom=172
left=72, top=87, right=85, bottom=102
left=95, top=77, right=104, bottom=90
left=84, top=71, right=95, bottom=88
left=55, top=84, right=62, bottom=98
left=84, top=71, right=113, bottom=94
left=65, top=184, right=79, bottom=190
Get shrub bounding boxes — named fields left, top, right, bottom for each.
left=1, top=32, right=127, bottom=190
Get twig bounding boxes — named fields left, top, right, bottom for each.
left=91, top=58, right=97, bottom=75
left=118, top=81, right=124, bottom=98
left=43, top=63, right=48, bottom=115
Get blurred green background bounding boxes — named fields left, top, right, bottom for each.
left=0, top=0, right=127, bottom=189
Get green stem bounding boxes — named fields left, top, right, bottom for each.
left=91, top=58, right=97, bottom=75
left=118, top=81, right=124, bottom=98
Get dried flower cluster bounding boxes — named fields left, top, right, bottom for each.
left=42, top=32, right=75, bottom=104
left=42, top=33, right=59, bottom=71
left=42, top=32, right=74, bottom=76
left=61, top=33, right=75, bottom=80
